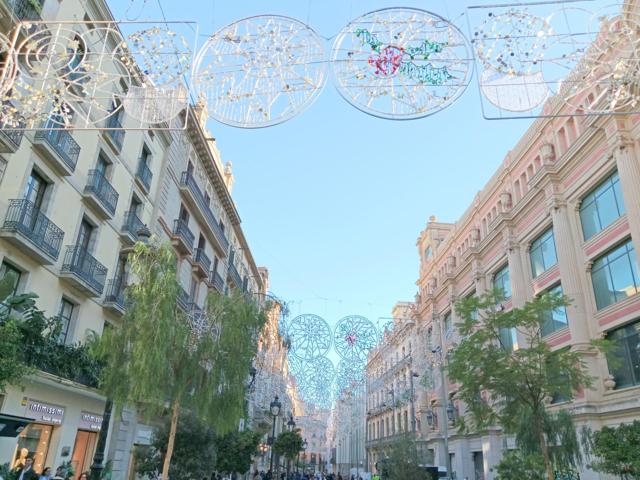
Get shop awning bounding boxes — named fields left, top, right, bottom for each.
left=0, top=413, right=34, bottom=437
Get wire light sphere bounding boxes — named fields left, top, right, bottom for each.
left=331, top=7, right=473, bottom=120
left=334, top=315, right=378, bottom=362
left=287, top=313, right=333, bottom=360
left=192, top=15, right=328, bottom=128
left=334, top=360, right=366, bottom=396
left=293, top=356, right=336, bottom=408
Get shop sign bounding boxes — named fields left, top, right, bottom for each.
left=24, top=398, right=64, bottom=425
left=78, top=411, right=103, bottom=431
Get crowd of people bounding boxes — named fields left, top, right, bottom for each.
left=250, top=471, right=364, bottom=480
left=5, top=458, right=89, bottom=480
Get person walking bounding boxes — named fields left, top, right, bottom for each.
left=38, top=467, right=53, bottom=480
left=13, top=457, right=38, bottom=480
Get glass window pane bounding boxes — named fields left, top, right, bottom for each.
left=592, top=265, right=616, bottom=310
left=531, top=247, right=545, bottom=278
left=580, top=201, right=600, bottom=240
left=596, top=187, right=621, bottom=229
left=541, top=235, right=557, bottom=269
left=612, top=177, right=626, bottom=215
left=626, top=333, right=640, bottom=386
left=608, top=254, right=638, bottom=302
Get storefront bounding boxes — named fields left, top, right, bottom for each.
left=12, top=398, right=65, bottom=474
left=70, top=411, right=103, bottom=479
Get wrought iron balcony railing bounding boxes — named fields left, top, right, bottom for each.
left=180, top=171, right=229, bottom=253
left=84, top=170, right=119, bottom=217
left=0, top=121, right=24, bottom=152
left=61, top=245, right=108, bottom=295
left=4, top=0, right=43, bottom=21
left=121, top=210, right=144, bottom=242
left=1, top=199, right=64, bottom=260
left=173, top=218, right=194, bottom=250
left=136, top=159, right=153, bottom=192
left=210, top=269, right=224, bottom=293
left=193, top=248, right=211, bottom=272
left=177, top=287, right=190, bottom=311
left=104, top=278, right=126, bottom=310
left=34, top=127, right=81, bottom=172
left=228, top=262, right=242, bottom=289
left=105, top=115, right=125, bottom=150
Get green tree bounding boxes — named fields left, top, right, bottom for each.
left=214, top=430, right=261, bottom=475
left=380, top=434, right=428, bottom=480
left=449, top=290, right=601, bottom=480
left=135, top=409, right=217, bottom=479
left=494, top=451, right=546, bottom=480
left=588, top=421, right=640, bottom=479
left=94, top=242, right=267, bottom=480
left=273, top=429, right=304, bottom=475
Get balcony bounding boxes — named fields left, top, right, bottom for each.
left=121, top=210, right=144, bottom=245
left=136, top=159, right=153, bottom=193
left=103, top=278, right=126, bottom=315
left=209, top=269, right=224, bottom=293
left=83, top=170, right=119, bottom=219
left=0, top=199, right=64, bottom=264
left=192, top=248, right=211, bottom=278
left=3, top=0, right=43, bottom=21
left=60, top=245, right=108, bottom=296
left=179, top=171, right=229, bottom=256
left=33, top=128, right=80, bottom=176
left=104, top=115, right=125, bottom=152
left=171, top=219, right=194, bottom=255
left=228, top=262, right=242, bottom=289
left=0, top=122, right=24, bottom=153
left=177, top=287, right=190, bottom=312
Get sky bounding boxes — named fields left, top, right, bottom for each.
left=105, top=0, right=580, bottom=345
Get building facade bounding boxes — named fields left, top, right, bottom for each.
left=0, top=1, right=267, bottom=478
left=334, top=384, right=366, bottom=478
left=296, top=406, right=331, bottom=475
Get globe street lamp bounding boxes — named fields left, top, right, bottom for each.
left=287, top=414, right=296, bottom=430
left=269, top=395, right=282, bottom=474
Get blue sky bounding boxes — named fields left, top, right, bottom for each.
left=108, top=0, right=578, bottom=339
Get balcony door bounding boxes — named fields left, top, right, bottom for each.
left=23, top=170, right=49, bottom=232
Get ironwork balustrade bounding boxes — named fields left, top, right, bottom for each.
left=61, top=245, right=108, bottom=294
left=34, top=126, right=81, bottom=172
left=85, top=170, right=119, bottom=216
left=136, top=159, right=153, bottom=192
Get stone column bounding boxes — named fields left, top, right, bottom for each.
left=504, top=233, right=528, bottom=308
left=611, top=134, right=640, bottom=255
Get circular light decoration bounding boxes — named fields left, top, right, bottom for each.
left=287, top=314, right=333, bottom=360
left=192, top=15, right=327, bottom=128
left=0, top=32, right=17, bottom=97
left=186, top=308, right=220, bottom=342
left=122, top=27, right=191, bottom=124
left=473, top=9, right=553, bottom=112
left=331, top=7, right=472, bottom=120
left=335, top=360, right=366, bottom=396
left=334, top=315, right=378, bottom=362
left=565, top=4, right=640, bottom=113
left=293, top=357, right=335, bottom=408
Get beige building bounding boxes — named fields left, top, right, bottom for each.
left=296, top=406, right=331, bottom=474
left=0, top=0, right=267, bottom=478
left=334, top=384, right=366, bottom=477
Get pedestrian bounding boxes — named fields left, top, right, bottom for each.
left=39, top=467, right=53, bottom=480
left=51, top=467, right=65, bottom=480
left=79, top=473, right=89, bottom=480
left=13, top=457, right=38, bottom=480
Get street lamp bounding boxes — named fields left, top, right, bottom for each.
left=90, top=225, right=151, bottom=480
left=409, top=371, right=420, bottom=432
left=269, top=395, right=282, bottom=474
left=431, top=345, right=453, bottom=480
left=287, top=414, right=296, bottom=430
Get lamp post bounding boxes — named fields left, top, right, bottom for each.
left=432, top=346, right=453, bottom=480
left=387, top=388, right=396, bottom=434
left=90, top=225, right=151, bottom=480
left=410, top=371, right=419, bottom=433
left=287, top=414, right=296, bottom=430
left=269, top=395, right=282, bottom=475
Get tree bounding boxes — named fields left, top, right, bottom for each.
left=449, top=290, right=603, bottom=480
left=494, top=451, right=546, bottom=480
left=214, top=430, right=261, bottom=476
left=135, top=409, right=217, bottom=479
left=273, top=429, right=304, bottom=475
left=94, top=242, right=267, bottom=480
left=588, top=421, right=640, bottom=480
left=379, top=434, right=428, bottom=480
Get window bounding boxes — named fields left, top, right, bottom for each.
left=607, top=320, right=640, bottom=389
left=493, top=265, right=512, bottom=299
left=541, top=285, right=568, bottom=336
left=424, top=246, right=433, bottom=260
left=76, top=218, right=95, bottom=252
left=0, top=261, right=22, bottom=296
left=591, top=240, right=639, bottom=310
left=530, top=228, right=558, bottom=277
left=499, top=327, right=517, bottom=352
left=57, top=298, right=75, bottom=343
left=443, top=312, right=453, bottom=338
left=24, top=170, right=48, bottom=209
left=580, top=171, right=625, bottom=240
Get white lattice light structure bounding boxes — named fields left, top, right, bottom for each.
left=0, top=20, right=195, bottom=129
left=192, top=15, right=327, bottom=128
left=331, top=7, right=473, bottom=120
